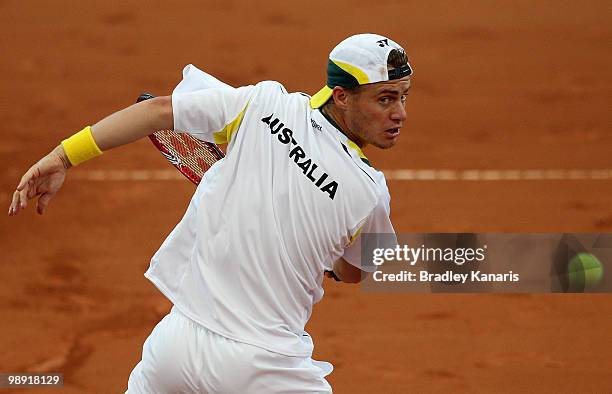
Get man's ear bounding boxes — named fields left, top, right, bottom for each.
left=331, top=86, right=350, bottom=110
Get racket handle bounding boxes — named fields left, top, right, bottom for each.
left=325, top=270, right=342, bottom=282
left=137, top=93, right=156, bottom=103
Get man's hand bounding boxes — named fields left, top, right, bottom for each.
left=324, top=270, right=341, bottom=281
left=326, top=258, right=367, bottom=283
left=8, top=145, right=70, bottom=216
left=7, top=96, right=173, bottom=217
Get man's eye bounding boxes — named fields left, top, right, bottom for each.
left=400, top=95, right=407, bottom=104
left=379, top=97, right=391, bottom=104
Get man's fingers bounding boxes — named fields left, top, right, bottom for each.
left=16, top=159, right=47, bottom=191
left=18, top=183, right=29, bottom=209
left=16, top=177, right=28, bottom=191
left=9, top=186, right=27, bottom=215
left=16, top=168, right=36, bottom=191
left=27, top=180, right=38, bottom=199
left=9, top=190, right=21, bottom=216
left=37, top=193, right=53, bottom=215
left=11, top=153, right=65, bottom=216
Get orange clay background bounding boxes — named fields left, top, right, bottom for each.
left=1, top=1, right=611, bottom=393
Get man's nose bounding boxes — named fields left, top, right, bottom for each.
left=391, top=102, right=407, bottom=122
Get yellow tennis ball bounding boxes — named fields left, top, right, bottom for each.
left=568, top=253, right=603, bottom=290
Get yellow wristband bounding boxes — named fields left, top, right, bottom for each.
left=61, top=126, right=103, bottom=166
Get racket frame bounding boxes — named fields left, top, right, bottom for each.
left=136, top=93, right=224, bottom=185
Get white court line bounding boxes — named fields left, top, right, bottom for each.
left=61, top=169, right=612, bottom=181
left=70, top=169, right=185, bottom=181
left=383, top=169, right=612, bottom=181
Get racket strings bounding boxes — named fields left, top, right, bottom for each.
left=153, top=130, right=223, bottom=182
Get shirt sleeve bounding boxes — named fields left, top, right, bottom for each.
left=172, top=85, right=255, bottom=145
left=341, top=191, right=397, bottom=273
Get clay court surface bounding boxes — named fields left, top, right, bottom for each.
left=1, top=0, right=611, bottom=392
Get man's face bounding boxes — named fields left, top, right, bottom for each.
left=343, top=76, right=411, bottom=149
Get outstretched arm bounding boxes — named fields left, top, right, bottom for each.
left=90, top=96, right=173, bottom=151
left=8, top=96, right=173, bottom=216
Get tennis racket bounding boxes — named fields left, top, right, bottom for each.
left=136, top=93, right=224, bottom=185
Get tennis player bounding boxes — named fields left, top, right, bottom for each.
left=9, top=33, right=412, bottom=393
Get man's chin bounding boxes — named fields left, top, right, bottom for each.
left=375, top=130, right=401, bottom=149
left=372, top=139, right=398, bottom=149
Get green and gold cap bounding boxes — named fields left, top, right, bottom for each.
left=310, top=33, right=413, bottom=109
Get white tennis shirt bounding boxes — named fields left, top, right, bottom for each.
left=145, top=65, right=395, bottom=357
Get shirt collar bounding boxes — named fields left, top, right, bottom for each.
left=312, top=109, right=370, bottom=164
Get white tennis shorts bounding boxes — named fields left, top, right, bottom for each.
left=126, top=307, right=333, bottom=393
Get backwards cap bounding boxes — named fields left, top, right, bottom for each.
left=309, top=33, right=413, bottom=109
